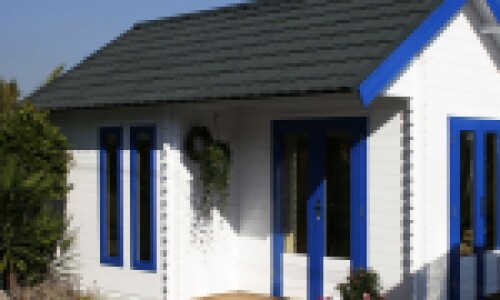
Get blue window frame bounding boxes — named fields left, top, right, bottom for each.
left=449, top=117, right=500, bottom=299
left=99, top=127, right=123, bottom=266
left=130, top=126, right=157, bottom=271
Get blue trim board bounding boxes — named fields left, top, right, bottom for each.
left=487, top=0, right=500, bottom=22
left=474, top=130, right=485, bottom=299
left=497, top=134, right=500, bottom=249
left=130, top=126, right=157, bottom=272
left=271, top=122, right=284, bottom=297
left=99, top=127, right=124, bottom=267
left=271, top=118, right=367, bottom=299
left=359, top=0, right=466, bottom=106
left=307, top=128, right=325, bottom=300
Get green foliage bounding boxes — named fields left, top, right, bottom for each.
left=199, top=141, right=231, bottom=215
left=0, top=79, right=20, bottom=114
left=337, top=268, right=385, bottom=300
left=0, top=100, right=71, bottom=287
left=43, top=64, right=66, bottom=87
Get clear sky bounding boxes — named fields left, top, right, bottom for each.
left=0, top=0, right=248, bottom=97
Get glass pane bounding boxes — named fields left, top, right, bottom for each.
left=105, top=132, right=118, bottom=258
left=136, top=132, right=152, bottom=261
left=325, top=132, right=350, bottom=258
left=486, top=133, right=497, bottom=250
left=460, top=131, right=475, bottom=256
left=283, top=132, right=308, bottom=254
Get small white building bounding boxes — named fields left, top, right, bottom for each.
left=30, top=0, right=500, bottom=299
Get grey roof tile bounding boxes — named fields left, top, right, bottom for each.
left=30, top=0, right=441, bottom=109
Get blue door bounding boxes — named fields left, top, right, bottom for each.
left=449, top=118, right=500, bottom=299
left=272, top=118, right=367, bottom=300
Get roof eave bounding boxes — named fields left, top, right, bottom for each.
left=358, top=0, right=467, bottom=106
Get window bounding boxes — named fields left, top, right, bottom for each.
left=99, top=127, right=123, bottom=266
left=325, top=132, right=351, bottom=259
left=130, top=126, right=156, bottom=271
left=486, top=133, right=498, bottom=250
left=283, top=132, right=308, bottom=254
left=459, top=131, right=474, bottom=256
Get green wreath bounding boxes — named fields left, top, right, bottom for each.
left=184, top=126, right=213, bottom=161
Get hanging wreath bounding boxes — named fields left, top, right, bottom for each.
left=184, top=126, right=231, bottom=216
left=184, top=126, right=213, bottom=161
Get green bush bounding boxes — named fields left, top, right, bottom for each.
left=0, top=101, right=72, bottom=289
left=337, top=268, right=385, bottom=300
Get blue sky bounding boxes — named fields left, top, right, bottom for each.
left=0, top=0, right=248, bottom=97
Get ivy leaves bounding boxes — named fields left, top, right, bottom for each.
left=185, top=126, right=231, bottom=217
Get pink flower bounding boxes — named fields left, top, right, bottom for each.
left=363, top=293, right=371, bottom=300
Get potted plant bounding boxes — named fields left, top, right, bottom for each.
left=184, top=126, right=231, bottom=216
left=337, top=268, right=385, bottom=300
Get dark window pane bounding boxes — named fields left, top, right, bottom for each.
left=325, top=132, right=350, bottom=258
left=283, top=132, right=308, bottom=254
left=136, top=132, right=152, bottom=262
left=486, top=133, right=497, bottom=250
left=105, top=132, right=119, bottom=258
left=460, top=131, right=474, bottom=256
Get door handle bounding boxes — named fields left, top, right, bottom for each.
left=313, top=199, right=322, bottom=221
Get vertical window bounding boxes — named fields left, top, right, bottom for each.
left=100, top=127, right=123, bottom=266
left=283, top=132, right=308, bottom=254
left=325, top=132, right=351, bottom=258
left=130, top=126, right=156, bottom=271
left=460, top=131, right=475, bottom=256
left=485, top=133, right=497, bottom=250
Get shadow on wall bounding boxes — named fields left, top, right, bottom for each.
left=51, top=103, right=500, bottom=299
left=385, top=250, right=500, bottom=300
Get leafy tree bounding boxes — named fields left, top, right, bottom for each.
left=0, top=66, right=71, bottom=292
left=0, top=79, right=20, bottom=114
left=42, top=64, right=65, bottom=88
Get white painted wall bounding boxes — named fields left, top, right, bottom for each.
left=385, top=1, right=500, bottom=299
left=52, top=96, right=407, bottom=300
left=51, top=106, right=167, bottom=300
left=168, top=106, right=240, bottom=300
left=175, top=98, right=408, bottom=300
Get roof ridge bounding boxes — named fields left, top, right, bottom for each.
left=132, top=0, right=392, bottom=30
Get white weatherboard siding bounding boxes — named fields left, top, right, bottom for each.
left=53, top=96, right=410, bottom=299
left=172, top=97, right=408, bottom=300
left=386, top=2, right=500, bottom=299
left=52, top=107, right=165, bottom=299
left=52, top=97, right=407, bottom=300
left=171, top=106, right=240, bottom=300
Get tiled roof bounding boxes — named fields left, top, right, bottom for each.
left=30, top=0, right=441, bottom=109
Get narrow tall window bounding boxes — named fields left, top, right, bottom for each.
left=100, top=127, right=123, bottom=266
left=326, top=132, right=351, bottom=258
left=486, top=133, right=497, bottom=250
left=283, top=132, right=308, bottom=254
left=460, top=131, right=474, bottom=256
left=130, top=126, right=156, bottom=271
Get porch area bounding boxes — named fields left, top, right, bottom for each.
left=170, top=95, right=409, bottom=299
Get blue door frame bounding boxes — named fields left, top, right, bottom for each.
left=272, top=118, right=368, bottom=300
left=449, top=117, right=500, bottom=300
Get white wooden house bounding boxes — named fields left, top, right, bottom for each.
left=30, top=0, right=500, bottom=299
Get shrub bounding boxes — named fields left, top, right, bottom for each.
left=337, top=268, right=385, bottom=300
